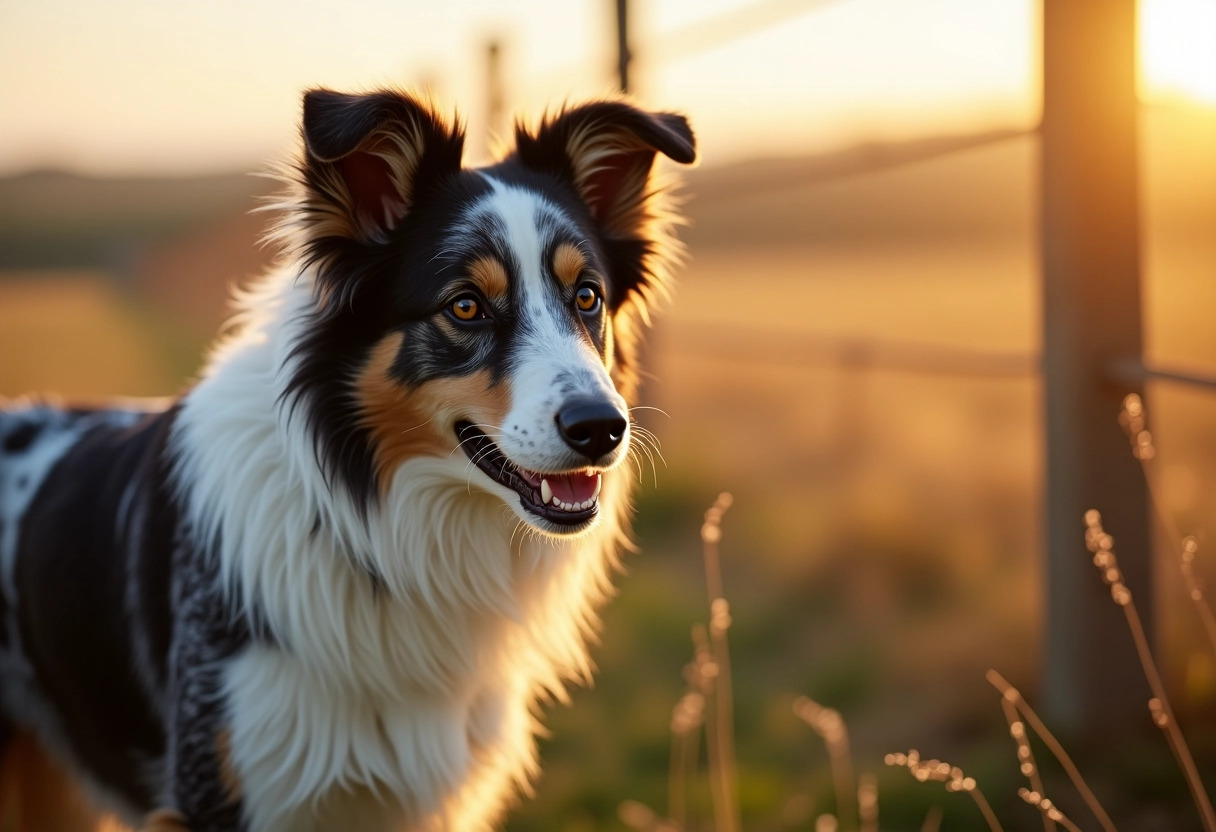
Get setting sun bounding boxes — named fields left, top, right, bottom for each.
left=1141, top=0, right=1216, bottom=103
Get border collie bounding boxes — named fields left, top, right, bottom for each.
left=0, top=89, right=695, bottom=831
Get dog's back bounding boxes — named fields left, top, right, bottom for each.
left=0, top=403, right=177, bottom=824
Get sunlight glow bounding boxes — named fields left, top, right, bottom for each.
left=1, top=0, right=1214, bottom=174
left=1141, top=0, right=1216, bottom=104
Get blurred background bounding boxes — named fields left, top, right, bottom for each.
left=3, top=1, right=1216, bottom=829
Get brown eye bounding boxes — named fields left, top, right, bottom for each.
left=451, top=296, right=481, bottom=321
left=576, top=285, right=601, bottom=313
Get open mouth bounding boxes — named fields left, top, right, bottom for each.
left=455, top=421, right=601, bottom=528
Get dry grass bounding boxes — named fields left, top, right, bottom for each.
left=632, top=494, right=740, bottom=832
left=626, top=395, right=1216, bottom=831
left=984, top=670, right=1114, bottom=832
left=996, top=696, right=1052, bottom=832
left=1015, top=788, right=1083, bottom=832
left=1083, top=508, right=1216, bottom=832
left=883, top=752, right=1001, bottom=832
left=794, top=697, right=856, bottom=831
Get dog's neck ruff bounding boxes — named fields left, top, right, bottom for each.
left=171, top=268, right=629, bottom=830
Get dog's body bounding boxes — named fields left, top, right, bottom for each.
left=0, top=90, right=694, bottom=831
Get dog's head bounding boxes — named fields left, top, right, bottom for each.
left=274, top=89, right=695, bottom=537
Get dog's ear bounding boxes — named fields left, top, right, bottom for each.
left=297, top=89, right=464, bottom=245
left=513, top=102, right=695, bottom=403
left=513, top=101, right=695, bottom=240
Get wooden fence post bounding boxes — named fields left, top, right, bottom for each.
left=1041, top=0, right=1153, bottom=735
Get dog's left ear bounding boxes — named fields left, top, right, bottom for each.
left=298, top=89, right=464, bottom=244
left=513, top=101, right=695, bottom=241
left=273, top=89, right=464, bottom=313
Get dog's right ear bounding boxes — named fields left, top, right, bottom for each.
left=295, top=89, right=465, bottom=246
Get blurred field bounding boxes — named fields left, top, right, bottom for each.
left=0, top=273, right=195, bottom=398
left=1, top=104, right=1215, bottom=831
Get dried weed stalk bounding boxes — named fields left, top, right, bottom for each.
left=857, top=772, right=878, bottom=832
left=884, top=751, right=1002, bottom=832
left=1119, top=395, right=1216, bottom=659
left=793, top=696, right=858, bottom=830
left=997, top=696, right=1054, bottom=832
left=1017, top=788, right=1085, bottom=832
left=700, top=492, right=739, bottom=832
left=985, top=669, right=1117, bottom=832
left=1086, top=510, right=1216, bottom=832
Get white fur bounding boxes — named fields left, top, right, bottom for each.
left=172, top=234, right=632, bottom=830
left=474, top=178, right=630, bottom=480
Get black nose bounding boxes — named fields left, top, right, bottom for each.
left=556, top=398, right=628, bottom=462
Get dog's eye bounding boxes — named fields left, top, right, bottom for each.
left=450, top=296, right=484, bottom=322
left=575, top=286, right=601, bottom=314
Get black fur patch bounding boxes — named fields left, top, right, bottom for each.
left=2, top=420, right=41, bottom=453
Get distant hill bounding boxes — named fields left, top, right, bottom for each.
left=683, top=103, right=1216, bottom=249
left=0, top=170, right=262, bottom=270
left=684, top=128, right=1036, bottom=248
left=0, top=130, right=1043, bottom=270
left=0, top=102, right=1211, bottom=305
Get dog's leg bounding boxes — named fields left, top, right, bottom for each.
left=0, top=730, right=108, bottom=832
left=137, top=808, right=190, bottom=831
left=155, top=563, right=248, bottom=832
left=0, top=718, right=9, bottom=825
left=151, top=671, right=246, bottom=832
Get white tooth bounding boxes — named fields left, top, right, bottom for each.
left=592, top=476, right=602, bottom=499
left=541, top=479, right=553, bottom=505
left=580, top=499, right=592, bottom=510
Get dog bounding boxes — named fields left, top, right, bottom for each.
left=0, top=88, right=695, bottom=831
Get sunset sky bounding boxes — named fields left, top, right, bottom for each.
left=1, top=0, right=1213, bottom=175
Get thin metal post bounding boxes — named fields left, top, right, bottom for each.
left=615, top=0, right=631, bottom=94
left=483, top=40, right=505, bottom=162
left=1041, top=0, right=1152, bottom=736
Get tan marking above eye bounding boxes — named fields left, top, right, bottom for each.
left=553, top=243, right=587, bottom=285
left=467, top=257, right=509, bottom=298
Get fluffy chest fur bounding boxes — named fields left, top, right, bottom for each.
left=173, top=275, right=629, bottom=830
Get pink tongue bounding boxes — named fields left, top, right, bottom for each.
left=549, top=471, right=599, bottom=504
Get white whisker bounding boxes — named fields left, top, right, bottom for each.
left=397, top=415, right=437, bottom=436
left=628, top=405, right=671, bottom=420
left=632, top=440, right=659, bottom=488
